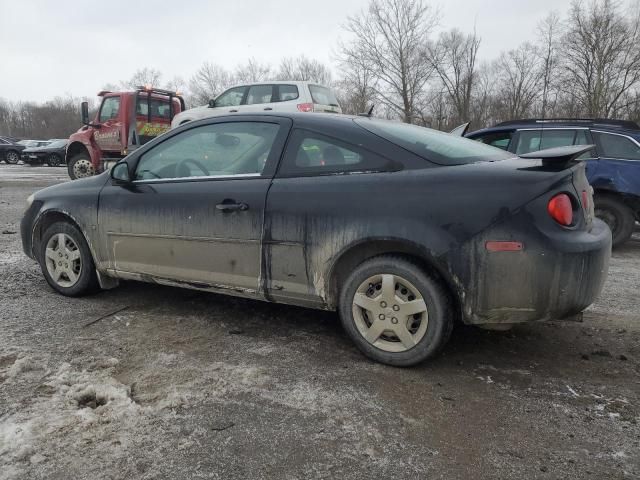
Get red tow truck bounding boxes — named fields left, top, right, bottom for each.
left=66, top=86, right=185, bottom=179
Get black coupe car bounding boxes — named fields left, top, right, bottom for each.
left=20, top=113, right=611, bottom=366
left=21, top=139, right=68, bottom=166
left=0, top=136, right=26, bottom=164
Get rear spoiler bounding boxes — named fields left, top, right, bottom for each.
left=519, top=145, right=595, bottom=168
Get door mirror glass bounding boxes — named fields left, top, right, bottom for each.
left=81, top=101, right=89, bottom=125
left=208, top=99, right=216, bottom=108
left=111, top=162, right=131, bottom=183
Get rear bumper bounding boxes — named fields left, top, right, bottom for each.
left=458, top=218, right=612, bottom=325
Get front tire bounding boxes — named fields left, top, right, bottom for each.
left=594, top=195, right=635, bottom=248
left=5, top=150, right=20, bottom=164
left=338, top=255, right=453, bottom=367
left=67, top=153, right=95, bottom=180
left=39, top=222, right=98, bottom=296
left=46, top=153, right=62, bottom=167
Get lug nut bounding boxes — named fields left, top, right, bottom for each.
left=392, top=305, right=400, bottom=311
left=391, top=317, right=398, bottom=324
left=380, top=301, right=387, bottom=308
left=378, top=314, right=385, bottom=320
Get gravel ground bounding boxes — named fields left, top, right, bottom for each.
left=1, top=164, right=639, bottom=480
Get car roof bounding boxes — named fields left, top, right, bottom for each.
left=468, top=119, right=640, bottom=137
left=228, top=80, right=331, bottom=88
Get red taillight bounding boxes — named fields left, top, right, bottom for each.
left=548, top=193, right=573, bottom=226
left=581, top=190, right=589, bottom=210
left=297, top=103, right=314, bottom=112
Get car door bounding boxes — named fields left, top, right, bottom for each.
left=94, top=96, right=122, bottom=153
left=243, top=84, right=276, bottom=113
left=97, top=116, right=291, bottom=294
left=213, top=86, right=248, bottom=114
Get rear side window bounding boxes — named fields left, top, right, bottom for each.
left=356, top=118, right=514, bottom=165
left=246, top=85, right=274, bottom=105
left=276, top=84, right=299, bottom=102
left=308, top=85, right=339, bottom=106
left=99, top=97, right=120, bottom=122
left=136, top=97, right=171, bottom=119
left=278, top=129, right=396, bottom=177
left=474, top=131, right=513, bottom=151
left=592, top=132, right=640, bottom=159
left=516, top=129, right=583, bottom=154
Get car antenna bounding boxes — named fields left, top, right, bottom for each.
left=357, top=104, right=375, bottom=117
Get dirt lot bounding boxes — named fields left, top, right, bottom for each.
left=0, top=164, right=639, bottom=480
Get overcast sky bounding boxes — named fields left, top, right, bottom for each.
left=0, top=0, right=574, bottom=103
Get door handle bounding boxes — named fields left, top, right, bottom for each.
left=263, top=107, right=273, bottom=111
left=229, top=109, right=238, bottom=113
left=216, top=200, right=249, bottom=212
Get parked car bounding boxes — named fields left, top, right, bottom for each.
left=0, top=136, right=27, bottom=164
left=461, top=118, right=640, bottom=247
left=21, top=139, right=68, bottom=166
left=18, top=139, right=51, bottom=148
left=21, top=113, right=611, bottom=366
left=171, top=81, right=342, bottom=128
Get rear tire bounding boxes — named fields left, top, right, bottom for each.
left=67, top=153, right=95, bottom=180
left=594, top=195, right=635, bottom=248
left=46, top=153, right=62, bottom=167
left=338, top=255, right=453, bottom=367
left=39, top=222, right=98, bottom=296
left=5, top=150, right=20, bottom=164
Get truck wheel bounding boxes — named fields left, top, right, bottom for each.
left=5, top=150, right=20, bottom=164
left=39, top=221, right=98, bottom=296
left=338, top=255, right=453, bottom=367
left=68, top=153, right=95, bottom=180
left=46, top=153, right=62, bottom=167
left=594, top=195, right=635, bottom=248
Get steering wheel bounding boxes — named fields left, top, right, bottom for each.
left=176, top=158, right=209, bottom=177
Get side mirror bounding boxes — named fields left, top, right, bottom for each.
left=208, top=99, right=216, bottom=108
left=111, top=162, right=131, bottom=184
left=81, top=101, right=90, bottom=125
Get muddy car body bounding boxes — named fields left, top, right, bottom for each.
left=21, top=113, right=611, bottom=366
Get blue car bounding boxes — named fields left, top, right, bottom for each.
left=460, top=119, right=640, bottom=247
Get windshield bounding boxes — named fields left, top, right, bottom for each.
left=47, top=140, right=67, bottom=148
left=355, top=118, right=515, bottom=166
left=309, top=85, right=339, bottom=107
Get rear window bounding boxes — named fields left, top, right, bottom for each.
left=136, top=97, right=171, bottom=119
left=356, top=119, right=514, bottom=165
left=309, top=85, right=339, bottom=107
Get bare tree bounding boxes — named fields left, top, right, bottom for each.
left=563, top=0, right=640, bottom=116
left=341, top=0, right=439, bottom=123
left=276, top=55, right=332, bottom=84
left=429, top=28, right=481, bottom=126
left=188, top=62, right=232, bottom=105
left=234, top=58, right=272, bottom=84
left=536, top=11, right=562, bottom=118
left=124, top=67, right=163, bottom=88
left=496, top=42, right=542, bottom=119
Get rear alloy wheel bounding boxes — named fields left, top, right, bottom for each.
left=594, top=195, right=635, bottom=248
left=5, top=150, right=20, bottom=164
left=46, top=153, right=62, bottom=167
left=40, top=222, right=98, bottom=296
left=68, top=154, right=95, bottom=180
left=339, top=255, right=453, bottom=367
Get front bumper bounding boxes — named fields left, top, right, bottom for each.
left=21, top=201, right=42, bottom=260
left=457, top=218, right=612, bottom=325
left=21, top=153, right=45, bottom=164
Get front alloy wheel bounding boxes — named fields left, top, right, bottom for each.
left=40, top=222, right=98, bottom=296
left=5, top=150, right=19, bottom=164
left=44, top=233, right=82, bottom=287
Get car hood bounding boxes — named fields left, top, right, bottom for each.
left=33, top=171, right=110, bottom=201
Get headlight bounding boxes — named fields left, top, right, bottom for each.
left=26, top=193, right=35, bottom=208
